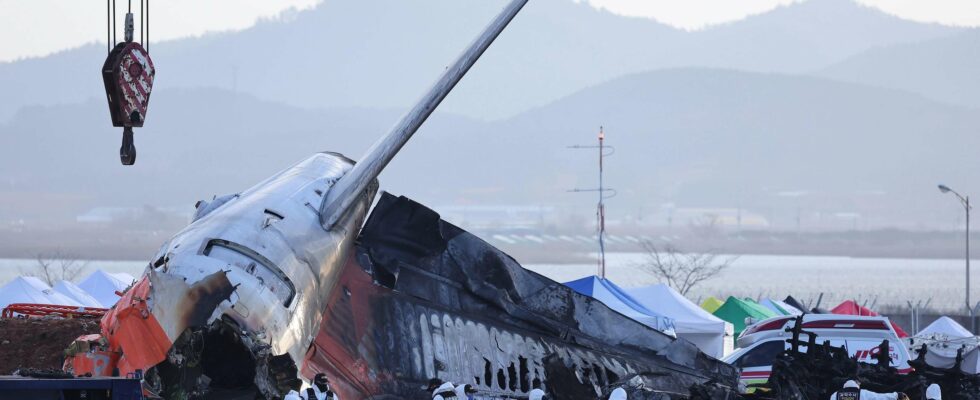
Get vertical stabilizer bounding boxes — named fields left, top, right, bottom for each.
left=319, top=0, right=529, bottom=230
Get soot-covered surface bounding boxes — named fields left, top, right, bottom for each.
left=306, top=192, right=737, bottom=399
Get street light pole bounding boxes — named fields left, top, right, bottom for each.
left=939, top=184, right=973, bottom=332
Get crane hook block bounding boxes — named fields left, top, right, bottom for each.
left=102, top=41, right=155, bottom=165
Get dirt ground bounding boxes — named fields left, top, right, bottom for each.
left=0, top=318, right=100, bottom=374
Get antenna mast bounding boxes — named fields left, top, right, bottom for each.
left=568, top=127, right=615, bottom=278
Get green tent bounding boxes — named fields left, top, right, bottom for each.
left=712, top=296, right=778, bottom=337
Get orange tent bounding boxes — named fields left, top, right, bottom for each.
left=831, top=300, right=909, bottom=338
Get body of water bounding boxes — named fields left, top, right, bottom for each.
left=0, top=253, right=973, bottom=313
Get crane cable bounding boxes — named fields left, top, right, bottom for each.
left=146, top=0, right=150, bottom=52
left=107, top=0, right=149, bottom=53
left=107, top=0, right=114, bottom=52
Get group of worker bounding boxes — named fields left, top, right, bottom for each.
left=282, top=374, right=945, bottom=400
left=427, top=378, right=482, bottom=399
left=830, top=380, right=943, bottom=400
left=425, top=378, right=629, bottom=400
left=283, top=373, right=339, bottom=400
left=279, top=373, right=628, bottom=400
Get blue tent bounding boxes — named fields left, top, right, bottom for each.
left=565, top=276, right=676, bottom=335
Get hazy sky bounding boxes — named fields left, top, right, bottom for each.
left=589, top=0, right=980, bottom=29
left=1, top=0, right=978, bottom=62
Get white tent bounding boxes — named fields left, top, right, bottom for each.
left=78, top=270, right=136, bottom=308
left=53, top=280, right=104, bottom=308
left=627, top=283, right=734, bottom=358
left=962, top=347, right=980, bottom=375
left=564, top=276, right=677, bottom=336
left=910, top=316, right=978, bottom=373
left=917, top=316, right=973, bottom=339
left=0, top=276, right=81, bottom=309
left=920, top=343, right=980, bottom=374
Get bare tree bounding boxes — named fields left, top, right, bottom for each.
left=21, top=252, right=90, bottom=286
left=636, top=241, right=737, bottom=296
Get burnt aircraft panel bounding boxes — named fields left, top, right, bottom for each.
left=304, top=193, right=738, bottom=399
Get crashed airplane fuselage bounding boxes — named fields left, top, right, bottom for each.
left=67, top=153, right=374, bottom=398
left=64, top=0, right=738, bottom=398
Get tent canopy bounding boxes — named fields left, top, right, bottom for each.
left=626, top=284, right=728, bottom=334
left=831, top=300, right=908, bottom=338
left=917, top=316, right=973, bottom=339
left=743, top=298, right=779, bottom=316
left=53, top=280, right=104, bottom=308
left=0, top=276, right=81, bottom=309
left=565, top=276, right=675, bottom=334
left=759, top=298, right=799, bottom=315
left=701, top=296, right=724, bottom=313
left=773, top=299, right=803, bottom=315
left=961, top=347, right=980, bottom=374
left=627, top=284, right=732, bottom=358
left=712, top=296, right=777, bottom=337
left=78, top=270, right=136, bottom=308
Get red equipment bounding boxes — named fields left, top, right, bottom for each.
left=1, top=303, right=108, bottom=319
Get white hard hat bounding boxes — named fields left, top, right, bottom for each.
left=926, top=383, right=942, bottom=400
left=610, top=387, right=628, bottom=400
left=843, top=380, right=860, bottom=389
left=529, top=388, right=546, bottom=400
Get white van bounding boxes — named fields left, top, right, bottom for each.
left=723, top=314, right=913, bottom=389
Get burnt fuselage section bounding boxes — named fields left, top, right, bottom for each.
left=67, top=153, right=377, bottom=399
left=304, top=193, right=738, bottom=399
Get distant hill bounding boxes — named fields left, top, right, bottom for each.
left=447, top=68, right=980, bottom=228
left=818, top=29, right=980, bottom=109
left=2, top=68, right=978, bottom=229
left=675, top=0, right=959, bottom=73
left=0, top=0, right=963, bottom=122
left=0, top=87, right=485, bottom=222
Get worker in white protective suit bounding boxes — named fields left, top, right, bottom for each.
left=828, top=380, right=908, bottom=400
left=283, top=373, right=340, bottom=400
left=433, top=382, right=457, bottom=399
left=925, top=384, right=941, bottom=400
left=609, top=387, right=628, bottom=400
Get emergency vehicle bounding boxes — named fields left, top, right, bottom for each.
left=723, top=314, right=913, bottom=389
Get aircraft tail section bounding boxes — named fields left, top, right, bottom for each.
left=318, top=0, right=529, bottom=230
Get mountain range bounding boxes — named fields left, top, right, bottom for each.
left=0, top=0, right=970, bottom=122
left=2, top=67, right=977, bottom=229
left=0, top=0, right=977, bottom=231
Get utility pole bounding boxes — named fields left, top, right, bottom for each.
left=569, top=127, right=615, bottom=278
left=939, top=184, right=973, bottom=332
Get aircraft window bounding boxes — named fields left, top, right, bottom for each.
left=204, top=239, right=295, bottom=307
left=734, top=340, right=786, bottom=368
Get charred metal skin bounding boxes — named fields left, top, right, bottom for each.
left=303, top=193, right=739, bottom=399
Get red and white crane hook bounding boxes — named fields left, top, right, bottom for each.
left=102, top=0, right=155, bottom=165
